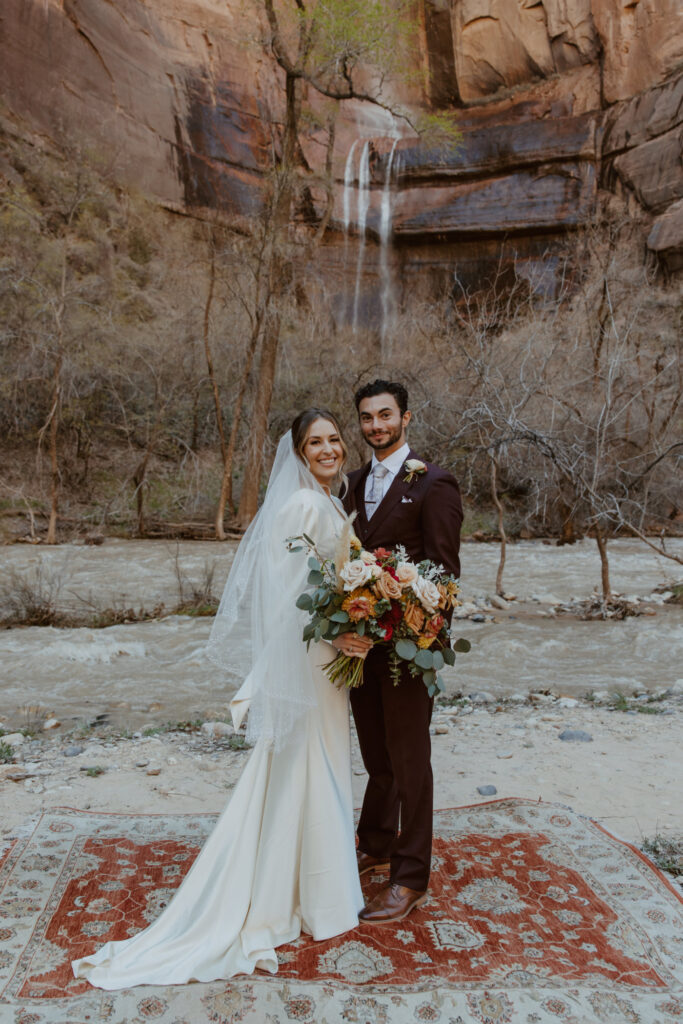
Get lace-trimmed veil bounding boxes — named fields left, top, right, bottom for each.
left=206, top=431, right=333, bottom=749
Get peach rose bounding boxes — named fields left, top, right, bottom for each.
left=375, top=571, right=403, bottom=602
left=395, top=561, right=419, bottom=588
left=403, top=602, right=425, bottom=634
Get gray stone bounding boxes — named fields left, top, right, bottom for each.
left=489, top=595, right=510, bottom=610
left=470, top=692, right=495, bottom=704
left=1, top=733, right=25, bottom=748
left=557, top=697, right=579, bottom=708
left=477, top=785, right=497, bottom=796
left=201, top=721, right=233, bottom=739
left=42, top=718, right=61, bottom=731
left=64, top=745, right=84, bottom=757
left=559, top=729, right=593, bottom=742
left=471, top=614, right=486, bottom=623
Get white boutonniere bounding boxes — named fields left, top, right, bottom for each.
left=403, top=458, right=427, bottom=484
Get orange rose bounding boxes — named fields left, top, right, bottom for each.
left=403, top=602, right=425, bottom=635
left=342, top=588, right=377, bottom=622
left=376, top=571, right=403, bottom=602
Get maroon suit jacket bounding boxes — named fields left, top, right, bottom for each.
left=342, top=450, right=462, bottom=578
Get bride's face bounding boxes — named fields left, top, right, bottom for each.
left=302, top=418, right=344, bottom=487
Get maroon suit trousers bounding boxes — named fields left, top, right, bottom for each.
left=351, top=645, right=434, bottom=892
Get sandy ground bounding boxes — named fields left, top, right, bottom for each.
left=2, top=691, right=681, bottom=853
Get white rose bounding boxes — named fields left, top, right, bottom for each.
left=360, top=550, right=378, bottom=564
left=395, top=561, right=419, bottom=588
left=405, top=458, right=426, bottom=473
left=339, top=559, right=374, bottom=591
left=411, top=576, right=441, bottom=615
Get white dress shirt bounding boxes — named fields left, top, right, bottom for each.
left=364, top=442, right=411, bottom=517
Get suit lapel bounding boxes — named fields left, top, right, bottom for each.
left=363, top=449, right=417, bottom=544
left=350, top=462, right=372, bottom=539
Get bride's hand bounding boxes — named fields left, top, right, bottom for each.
left=332, top=634, right=373, bottom=659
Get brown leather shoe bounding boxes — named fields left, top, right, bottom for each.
left=357, top=851, right=390, bottom=876
left=358, top=883, right=427, bottom=923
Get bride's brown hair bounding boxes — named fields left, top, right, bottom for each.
left=291, top=408, right=349, bottom=488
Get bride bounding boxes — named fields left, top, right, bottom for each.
left=72, top=409, right=365, bottom=987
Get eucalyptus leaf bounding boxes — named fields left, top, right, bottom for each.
left=414, top=649, right=434, bottom=670
left=395, top=639, right=417, bottom=661
left=318, top=618, right=330, bottom=635
left=308, top=569, right=324, bottom=586
left=308, top=556, right=321, bottom=570
left=453, top=638, right=471, bottom=653
left=432, top=650, right=444, bottom=671
left=442, top=647, right=456, bottom=666
left=436, top=675, right=446, bottom=691
left=296, top=593, right=313, bottom=611
left=302, top=534, right=315, bottom=546
left=357, top=620, right=366, bottom=636
left=330, top=610, right=350, bottom=622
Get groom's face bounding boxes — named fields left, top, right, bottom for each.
left=358, top=393, right=411, bottom=456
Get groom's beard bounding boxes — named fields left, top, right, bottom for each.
left=365, top=424, right=404, bottom=451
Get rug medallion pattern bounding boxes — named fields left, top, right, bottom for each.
left=0, top=800, right=681, bottom=1023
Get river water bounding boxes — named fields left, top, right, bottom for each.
left=1, top=538, right=681, bottom=725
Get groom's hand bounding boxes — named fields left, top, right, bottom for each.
left=332, top=634, right=373, bottom=659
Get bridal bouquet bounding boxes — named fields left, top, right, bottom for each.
left=287, top=525, right=470, bottom=695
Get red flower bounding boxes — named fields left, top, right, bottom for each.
left=379, top=601, right=402, bottom=632
left=381, top=624, right=394, bottom=642
left=373, top=547, right=393, bottom=562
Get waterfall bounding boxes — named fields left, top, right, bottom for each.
left=352, top=140, right=371, bottom=334
left=379, top=139, right=399, bottom=352
left=342, top=140, right=358, bottom=240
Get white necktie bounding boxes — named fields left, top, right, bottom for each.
left=366, top=463, right=389, bottom=519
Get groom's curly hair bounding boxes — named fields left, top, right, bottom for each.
left=354, top=379, right=409, bottom=417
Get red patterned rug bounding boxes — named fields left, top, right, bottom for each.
left=1, top=800, right=681, bottom=1024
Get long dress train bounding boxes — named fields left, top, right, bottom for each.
left=72, top=490, right=363, bottom=987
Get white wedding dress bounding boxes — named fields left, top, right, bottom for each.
left=72, top=487, right=363, bottom=987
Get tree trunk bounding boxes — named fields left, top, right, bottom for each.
left=236, top=308, right=281, bottom=526
left=594, top=526, right=611, bottom=598
left=203, top=235, right=226, bottom=462
left=236, top=71, right=299, bottom=527
left=215, top=318, right=261, bottom=538
left=490, top=455, right=507, bottom=596
left=45, top=354, right=63, bottom=545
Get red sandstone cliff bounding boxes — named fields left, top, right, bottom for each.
left=1, top=0, right=681, bottom=278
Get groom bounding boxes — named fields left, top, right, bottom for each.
left=336, top=379, right=463, bottom=922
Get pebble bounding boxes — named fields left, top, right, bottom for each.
left=471, top=614, right=486, bottom=623
left=497, top=751, right=513, bottom=759
left=470, top=692, right=495, bottom=704
left=529, top=693, right=556, bottom=705
left=64, top=745, right=85, bottom=757
left=559, top=729, right=593, bottom=743
left=146, top=768, right=161, bottom=776
left=42, top=719, right=61, bottom=731
left=136, top=759, right=150, bottom=768
left=509, top=693, right=527, bottom=704
left=489, top=595, right=509, bottom=610
left=434, top=725, right=450, bottom=735
left=477, top=785, right=497, bottom=796
left=557, top=697, right=579, bottom=708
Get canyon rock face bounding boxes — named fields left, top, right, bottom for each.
left=1, top=0, right=682, bottom=302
